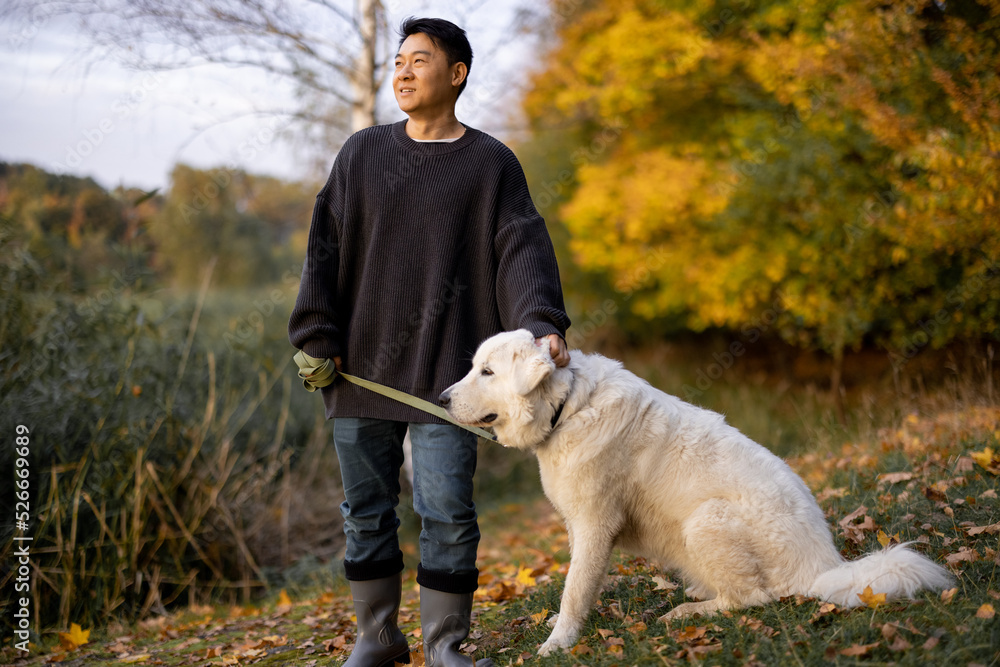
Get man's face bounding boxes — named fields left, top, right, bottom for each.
left=394, top=32, right=465, bottom=116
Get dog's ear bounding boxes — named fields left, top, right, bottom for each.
left=514, top=340, right=555, bottom=394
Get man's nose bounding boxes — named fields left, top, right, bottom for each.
left=439, top=390, right=451, bottom=407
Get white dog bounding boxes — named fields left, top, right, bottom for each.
left=440, top=329, right=953, bottom=655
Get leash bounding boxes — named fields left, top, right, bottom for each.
left=293, top=349, right=498, bottom=442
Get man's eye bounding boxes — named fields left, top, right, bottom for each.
left=481, top=368, right=493, bottom=376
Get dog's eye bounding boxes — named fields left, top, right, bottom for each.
left=481, top=368, right=493, bottom=376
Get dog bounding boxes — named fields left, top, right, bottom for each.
left=440, top=329, right=954, bottom=655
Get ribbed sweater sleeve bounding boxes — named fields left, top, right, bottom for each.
left=286, top=159, right=344, bottom=360
left=494, top=150, right=570, bottom=339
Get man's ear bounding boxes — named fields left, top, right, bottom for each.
left=451, top=62, right=468, bottom=89
left=515, top=344, right=555, bottom=395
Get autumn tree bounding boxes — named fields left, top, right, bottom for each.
left=522, top=0, right=1000, bottom=387
left=151, top=164, right=286, bottom=287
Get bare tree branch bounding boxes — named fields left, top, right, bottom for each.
left=1, top=0, right=385, bottom=157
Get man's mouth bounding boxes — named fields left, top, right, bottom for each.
left=399, top=88, right=416, bottom=95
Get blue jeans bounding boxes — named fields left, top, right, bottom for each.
left=333, top=417, right=481, bottom=581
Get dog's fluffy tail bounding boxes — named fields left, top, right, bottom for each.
left=808, top=543, right=953, bottom=608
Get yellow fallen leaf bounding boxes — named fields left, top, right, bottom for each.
left=976, top=603, right=995, bottom=619
left=651, top=575, right=678, bottom=591
left=276, top=589, right=292, bottom=610
left=515, top=567, right=536, bottom=588
left=941, top=587, right=958, bottom=604
left=858, top=585, right=886, bottom=608
left=59, top=623, right=90, bottom=651
left=120, top=654, right=151, bottom=663
left=876, top=530, right=900, bottom=548
left=971, top=447, right=997, bottom=472
left=530, top=609, right=549, bottom=625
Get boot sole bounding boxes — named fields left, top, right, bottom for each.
left=376, top=650, right=411, bottom=666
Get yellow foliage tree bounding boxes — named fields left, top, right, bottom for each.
left=522, top=0, right=1000, bottom=372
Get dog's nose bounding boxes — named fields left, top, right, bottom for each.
left=439, top=390, right=451, bottom=408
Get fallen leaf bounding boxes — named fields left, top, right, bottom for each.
left=276, top=589, right=293, bottom=610
left=888, top=635, right=911, bottom=651
left=515, top=567, right=536, bottom=588
left=941, top=587, right=958, bottom=603
left=530, top=609, right=549, bottom=625
left=975, top=603, right=995, bottom=619
left=651, top=575, right=678, bottom=591
left=967, top=522, right=1000, bottom=536
left=59, top=623, right=90, bottom=651
left=877, top=530, right=900, bottom=548
left=878, top=472, right=914, bottom=484
left=970, top=447, right=998, bottom=473
left=627, top=621, right=648, bottom=634
left=858, top=585, right=886, bottom=608
left=119, top=655, right=151, bottom=663
left=840, top=642, right=879, bottom=656
left=570, top=643, right=593, bottom=656
left=945, top=547, right=978, bottom=566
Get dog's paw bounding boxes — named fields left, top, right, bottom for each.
left=659, top=600, right=722, bottom=623
left=538, top=626, right=576, bottom=656
left=546, top=612, right=559, bottom=628
left=684, top=585, right=709, bottom=601
left=538, top=637, right=568, bottom=656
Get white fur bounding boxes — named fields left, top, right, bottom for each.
left=442, top=330, right=954, bottom=655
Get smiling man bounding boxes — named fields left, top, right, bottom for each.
left=288, top=16, right=571, bottom=667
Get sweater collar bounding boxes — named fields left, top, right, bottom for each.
left=391, top=119, right=480, bottom=155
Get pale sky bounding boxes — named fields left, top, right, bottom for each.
left=0, top=1, right=544, bottom=191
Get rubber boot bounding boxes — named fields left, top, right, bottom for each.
left=343, top=574, right=411, bottom=667
left=420, top=588, right=494, bottom=667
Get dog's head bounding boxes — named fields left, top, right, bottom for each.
left=440, top=329, right=556, bottom=449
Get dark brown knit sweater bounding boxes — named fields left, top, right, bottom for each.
left=287, top=119, right=571, bottom=422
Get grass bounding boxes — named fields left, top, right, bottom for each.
left=5, top=406, right=998, bottom=666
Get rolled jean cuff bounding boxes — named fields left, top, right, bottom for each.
left=344, top=551, right=404, bottom=581
left=417, top=563, right=479, bottom=594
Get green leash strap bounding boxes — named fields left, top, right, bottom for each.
left=293, top=349, right=498, bottom=442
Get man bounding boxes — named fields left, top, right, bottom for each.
left=288, top=16, right=570, bottom=667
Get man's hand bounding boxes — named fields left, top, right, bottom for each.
left=538, top=334, right=570, bottom=367
left=333, top=356, right=343, bottom=372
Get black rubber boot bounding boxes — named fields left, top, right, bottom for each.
left=420, top=588, right=494, bottom=667
left=343, top=573, right=411, bottom=667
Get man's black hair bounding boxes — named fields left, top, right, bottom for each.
left=397, top=17, right=473, bottom=99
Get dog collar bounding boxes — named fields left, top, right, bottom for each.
left=550, top=371, right=575, bottom=430
left=550, top=400, right=565, bottom=429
